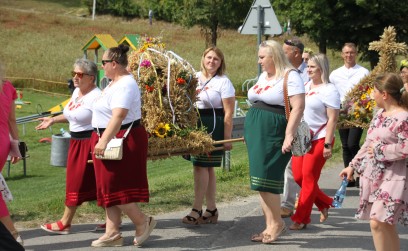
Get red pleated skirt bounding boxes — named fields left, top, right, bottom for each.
left=90, top=126, right=149, bottom=207
left=66, top=137, right=97, bottom=206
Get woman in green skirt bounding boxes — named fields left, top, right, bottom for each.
left=182, top=47, right=235, bottom=225
left=244, top=40, right=305, bottom=244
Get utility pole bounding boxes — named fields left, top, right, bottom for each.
left=92, top=0, right=96, bottom=20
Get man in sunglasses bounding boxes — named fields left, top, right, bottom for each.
left=280, top=37, right=309, bottom=218
left=329, top=43, right=369, bottom=188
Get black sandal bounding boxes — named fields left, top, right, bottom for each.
left=182, top=208, right=202, bottom=225
left=199, top=208, right=218, bottom=224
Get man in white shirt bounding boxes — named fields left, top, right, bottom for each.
left=329, top=43, right=369, bottom=188
left=280, top=37, right=309, bottom=218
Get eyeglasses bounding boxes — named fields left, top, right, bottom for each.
left=102, top=59, right=115, bottom=66
left=71, top=71, right=92, bottom=78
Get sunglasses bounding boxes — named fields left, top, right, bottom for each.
left=71, top=71, right=92, bottom=78
left=102, top=59, right=115, bottom=66
left=284, top=39, right=296, bottom=47
left=284, top=39, right=304, bottom=51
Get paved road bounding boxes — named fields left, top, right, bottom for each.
left=20, top=166, right=408, bottom=250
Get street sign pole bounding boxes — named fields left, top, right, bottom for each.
left=257, top=5, right=263, bottom=76
left=240, top=0, right=282, bottom=77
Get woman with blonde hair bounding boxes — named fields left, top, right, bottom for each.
left=290, top=53, right=340, bottom=230
left=182, top=47, right=235, bottom=225
left=245, top=40, right=305, bottom=244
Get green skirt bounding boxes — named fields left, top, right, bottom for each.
left=191, top=109, right=224, bottom=167
left=244, top=107, right=291, bottom=193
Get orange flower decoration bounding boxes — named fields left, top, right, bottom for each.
left=176, top=77, right=186, bottom=85
left=145, top=85, right=154, bottom=92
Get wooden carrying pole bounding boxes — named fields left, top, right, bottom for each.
left=87, top=137, right=245, bottom=163
left=213, top=137, right=244, bottom=144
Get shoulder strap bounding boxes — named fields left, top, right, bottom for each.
left=96, top=120, right=134, bottom=139
left=312, top=122, right=327, bottom=137
left=122, top=120, right=134, bottom=139
left=283, top=69, right=294, bottom=121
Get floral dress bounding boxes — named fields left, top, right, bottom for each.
left=349, top=109, right=408, bottom=225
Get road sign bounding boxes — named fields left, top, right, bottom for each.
left=240, top=0, right=282, bottom=35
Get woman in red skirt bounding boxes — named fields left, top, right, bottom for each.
left=90, top=44, right=155, bottom=247
left=38, top=59, right=101, bottom=235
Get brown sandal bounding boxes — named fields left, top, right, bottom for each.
left=262, top=223, right=287, bottom=244
left=182, top=208, right=202, bottom=225
left=198, top=208, right=218, bottom=224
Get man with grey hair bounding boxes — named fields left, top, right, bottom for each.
left=329, top=42, right=369, bottom=188
left=280, top=37, right=309, bottom=218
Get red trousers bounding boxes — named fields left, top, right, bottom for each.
left=291, top=138, right=334, bottom=224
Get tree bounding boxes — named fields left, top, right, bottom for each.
left=272, top=0, right=408, bottom=68
left=178, top=0, right=252, bottom=47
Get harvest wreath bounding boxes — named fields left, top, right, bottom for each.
left=338, top=26, right=408, bottom=129
left=128, top=36, right=214, bottom=159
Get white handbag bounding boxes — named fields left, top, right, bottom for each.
left=95, top=121, right=134, bottom=160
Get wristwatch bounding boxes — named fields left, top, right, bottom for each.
left=324, top=143, right=331, bottom=149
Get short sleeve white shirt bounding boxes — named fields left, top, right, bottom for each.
left=304, top=82, right=340, bottom=140
left=329, top=64, right=369, bottom=102
left=195, top=72, right=235, bottom=109
left=247, top=70, right=305, bottom=106
left=63, top=87, right=101, bottom=132
left=92, top=75, right=141, bottom=128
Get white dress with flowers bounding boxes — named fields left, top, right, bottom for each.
left=349, top=109, right=408, bottom=225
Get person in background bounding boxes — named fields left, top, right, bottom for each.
left=182, top=47, right=235, bottom=225
left=91, top=44, right=155, bottom=247
left=37, top=59, right=102, bottom=235
left=400, top=59, right=408, bottom=91
left=290, top=53, right=340, bottom=230
left=340, top=73, right=408, bottom=251
left=329, top=42, right=369, bottom=188
left=0, top=62, right=24, bottom=247
left=280, top=37, right=309, bottom=218
left=245, top=40, right=305, bottom=244
left=302, top=48, right=314, bottom=64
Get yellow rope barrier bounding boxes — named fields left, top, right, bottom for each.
left=6, top=76, right=66, bottom=85
left=22, top=88, right=70, bottom=97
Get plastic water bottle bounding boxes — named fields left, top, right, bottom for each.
left=332, top=176, right=348, bottom=208
left=60, top=128, right=71, bottom=138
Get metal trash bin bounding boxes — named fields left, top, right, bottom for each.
left=50, top=134, right=70, bottom=167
